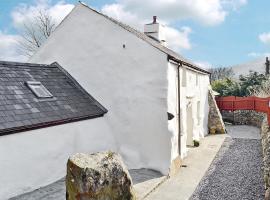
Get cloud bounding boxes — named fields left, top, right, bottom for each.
left=248, top=52, right=270, bottom=57
left=165, top=26, right=192, bottom=51
left=259, top=32, right=270, bottom=45
left=11, top=0, right=74, bottom=28
left=101, top=4, right=144, bottom=28
left=0, top=31, right=26, bottom=61
left=102, top=0, right=247, bottom=52
left=116, top=0, right=226, bottom=26
left=194, top=61, right=213, bottom=69
left=104, top=0, right=247, bottom=27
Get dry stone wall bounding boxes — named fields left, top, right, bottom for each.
left=261, top=117, right=270, bottom=198
left=208, top=90, right=226, bottom=134
left=222, top=110, right=265, bottom=128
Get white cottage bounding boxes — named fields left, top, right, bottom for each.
left=30, top=2, right=210, bottom=177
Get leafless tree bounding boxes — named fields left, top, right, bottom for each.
left=209, top=67, right=234, bottom=82
left=18, top=10, right=56, bottom=57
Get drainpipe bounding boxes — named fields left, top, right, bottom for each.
left=177, top=63, right=182, bottom=156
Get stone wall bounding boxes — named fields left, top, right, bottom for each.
left=208, top=90, right=226, bottom=134
left=261, top=117, right=270, bottom=198
left=222, top=110, right=265, bottom=128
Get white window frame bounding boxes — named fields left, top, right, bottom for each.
left=26, top=81, right=53, bottom=98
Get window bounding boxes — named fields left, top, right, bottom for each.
left=26, top=81, right=53, bottom=98
left=182, top=68, right=187, bottom=87
left=197, top=101, right=201, bottom=125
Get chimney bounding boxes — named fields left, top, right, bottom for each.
left=266, top=57, right=269, bottom=75
left=144, top=16, right=166, bottom=46
left=153, top=16, right=157, bottom=23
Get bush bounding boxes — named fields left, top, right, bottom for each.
left=212, top=78, right=241, bottom=96
left=211, top=71, right=267, bottom=97
left=252, top=77, right=270, bottom=97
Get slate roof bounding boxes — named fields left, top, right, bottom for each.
left=0, top=61, right=107, bottom=136
left=79, top=2, right=210, bottom=74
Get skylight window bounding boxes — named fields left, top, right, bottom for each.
left=26, top=81, right=53, bottom=98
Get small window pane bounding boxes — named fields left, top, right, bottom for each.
left=26, top=81, right=53, bottom=98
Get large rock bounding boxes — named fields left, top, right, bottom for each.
left=66, top=151, right=136, bottom=200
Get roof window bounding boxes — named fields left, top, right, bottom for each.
left=26, top=81, right=53, bottom=98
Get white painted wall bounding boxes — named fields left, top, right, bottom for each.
left=167, top=62, right=179, bottom=161
left=30, top=4, right=172, bottom=175
left=0, top=117, right=116, bottom=200
left=168, top=62, right=210, bottom=159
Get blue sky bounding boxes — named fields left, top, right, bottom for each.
left=1, top=0, right=270, bottom=67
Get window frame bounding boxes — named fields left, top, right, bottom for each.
left=26, top=81, right=53, bottom=98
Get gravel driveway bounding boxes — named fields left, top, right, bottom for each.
left=190, top=125, right=265, bottom=200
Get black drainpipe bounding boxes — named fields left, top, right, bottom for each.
left=177, top=63, right=182, bottom=156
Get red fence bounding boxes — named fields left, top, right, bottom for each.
left=215, top=96, right=270, bottom=124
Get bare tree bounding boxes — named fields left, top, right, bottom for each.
left=18, top=10, right=56, bottom=57
left=209, top=67, right=234, bottom=82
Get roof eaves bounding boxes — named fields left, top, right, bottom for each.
left=0, top=113, right=106, bottom=137
left=168, top=55, right=211, bottom=74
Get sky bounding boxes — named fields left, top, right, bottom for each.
left=0, top=0, right=270, bottom=68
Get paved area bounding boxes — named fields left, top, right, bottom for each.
left=191, top=125, right=264, bottom=200
left=145, top=134, right=227, bottom=200
left=9, top=169, right=166, bottom=200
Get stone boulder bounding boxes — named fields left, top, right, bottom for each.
left=66, top=151, right=136, bottom=200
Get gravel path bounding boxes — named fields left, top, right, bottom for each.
left=190, top=137, right=264, bottom=200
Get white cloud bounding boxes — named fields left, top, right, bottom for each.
left=11, top=0, right=74, bottom=28
left=115, top=0, right=226, bottom=26
left=0, top=31, right=26, bottom=61
left=194, top=61, right=213, bottom=69
left=104, top=0, right=247, bottom=27
left=259, top=32, right=270, bottom=45
left=101, top=4, right=144, bottom=28
left=102, top=0, right=247, bottom=52
left=248, top=52, right=270, bottom=57
left=165, top=26, right=192, bottom=51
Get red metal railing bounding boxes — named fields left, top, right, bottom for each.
left=215, top=96, right=270, bottom=124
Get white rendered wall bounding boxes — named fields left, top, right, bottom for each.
left=167, top=62, right=179, bottom=160
left=0, top=117, right=116, bottom=200
left=30, top=4, right=172, bottom=175
left=168, top=62, right=210, bottom=159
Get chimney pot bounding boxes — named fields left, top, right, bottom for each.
left=153, top=16, right=157, bottom=23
